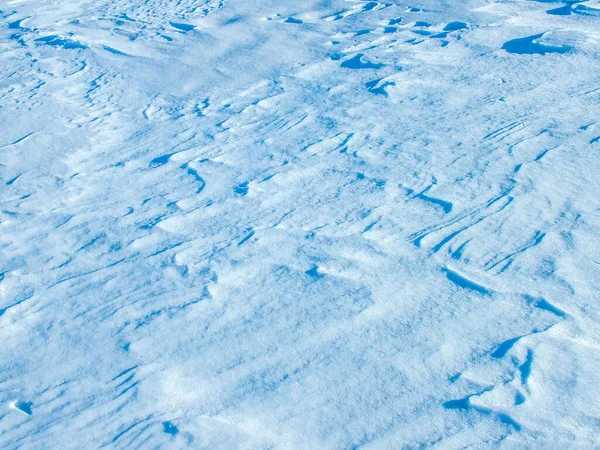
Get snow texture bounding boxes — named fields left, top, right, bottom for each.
left=1, top=0, right=600, bottom=448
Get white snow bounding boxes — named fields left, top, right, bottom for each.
left=1, top=0, right=600, bottom=448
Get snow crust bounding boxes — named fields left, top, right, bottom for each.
left=1, top=0, right=600, bottom=447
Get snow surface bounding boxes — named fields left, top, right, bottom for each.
left=1, top=0, right=600, bottom=448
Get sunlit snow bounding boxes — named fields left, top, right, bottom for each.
left=1, top=0, right=600, bottom=448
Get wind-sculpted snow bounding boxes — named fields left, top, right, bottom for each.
left=1, top=0, right=600, bottom=448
